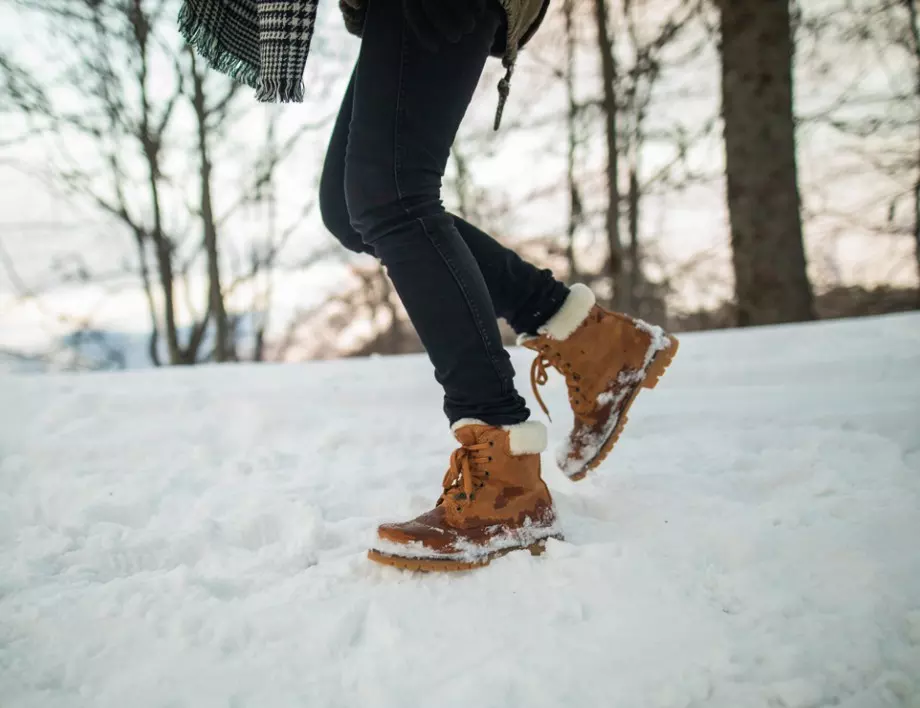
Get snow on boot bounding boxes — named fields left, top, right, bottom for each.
left=367, top=420, right=561, bottom=572
left=520, top=284, right=679, bottom=480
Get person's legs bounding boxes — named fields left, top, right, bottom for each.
left=319, top=56, right=569, bottom=337
left=341, top=0, right=537, bottom=425
left=337, top=1, right=563, bottom=572
left=322, top=2, right=679, bottom=501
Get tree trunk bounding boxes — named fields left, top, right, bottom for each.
left=594, top=0, right=624, bottom=310
left=913, top=128, right=920, bottom=300
left=254, top=108, right=278, bottom=363
left=136, top=36, right=182, bottom=363
left=626, top=166, right=640, bottom=312
left=190, top=51, right=231, bottom=362
left=565, top=0, right=581, bottom=281
left=131, top=228, right=161, bottom=366
left=717, top=0, right=814, bottom=325
left=906, top=0, right=920, bottom=297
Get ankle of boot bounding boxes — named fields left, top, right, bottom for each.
left=534, top=283, right=595, bottom=341
left=503, top=420, right=547, bottom=456
left=450, top=419, right=547, bottom=456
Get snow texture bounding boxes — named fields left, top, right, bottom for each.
left=1, top=313, right=919, bottom=708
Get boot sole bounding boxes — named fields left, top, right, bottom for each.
left=568, top=334, right=680, bottom=481
left=367, top=536, right=560, bottom=573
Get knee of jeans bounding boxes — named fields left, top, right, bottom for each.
left=319, top=174, right=371, bottom=255
left=345, top=161, right=443, bottom=245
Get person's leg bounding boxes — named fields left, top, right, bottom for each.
left=319, top=70, right=375, bottom=257
left=320, top=59, right=568, bottom=336
left=343, top=0, right=532, bottom=426
left=448, top=219, right=569, bottom=335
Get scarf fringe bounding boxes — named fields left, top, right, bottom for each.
left=178, top=1, right=260, bottom=90
left=256, top=79, right=306, bottom=103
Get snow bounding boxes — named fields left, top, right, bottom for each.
left=633, top=317, right=671, bottom=364
left=1, top=313, right=919, bottom=708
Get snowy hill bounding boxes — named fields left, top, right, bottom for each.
left=2, top=314, right=919, bottom=708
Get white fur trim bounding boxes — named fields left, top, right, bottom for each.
left=502, top=421, right=547, bottom=456
left=537, top=283, right=596, bottom=340
left=451, top=419, right=547, bottom=456
left=451, top=418, right=488, bottom=433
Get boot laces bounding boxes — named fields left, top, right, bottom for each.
left=439, top=439, right=493, bottom=508
left=530, top=344, right=589, bottom=419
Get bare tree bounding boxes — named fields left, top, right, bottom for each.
left=614, top=0, right=706, bottom=314
left=0, top=53, right=48, bottom=133
left=790, top=0, right=919, bottom=301
left=279, top=259, right=421, bottom=360
left=189, top=47, right=236, bottom=361
left=563, top=0, right=586, bottom=281
left=503, top=0, right=713, bottom=317
left=593, top=0, right=625, bottom=308
left=908, top=0, right=920, bottom=285
left=3, top=0, right=326, bottom=367
left=716, top=0, right=815, bottom=325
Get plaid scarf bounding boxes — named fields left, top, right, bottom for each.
left=178, top=0, right=318, bottom=102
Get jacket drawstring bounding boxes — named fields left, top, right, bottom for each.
left=494, top=51, right=516, bottom=131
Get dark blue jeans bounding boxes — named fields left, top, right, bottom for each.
left=319, top=0, right=568, bottom=426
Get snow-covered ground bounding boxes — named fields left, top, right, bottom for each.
left=1, top=313, right=919, bottom=708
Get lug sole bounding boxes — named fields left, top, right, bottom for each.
left=367, top=536, right=560, bottom=573
left=568, top=334, right=680, bottom=481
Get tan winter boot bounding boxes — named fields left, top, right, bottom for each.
left=367, top=420, right=561, bottom=572
left=520, top=284, right=679, bottom=480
